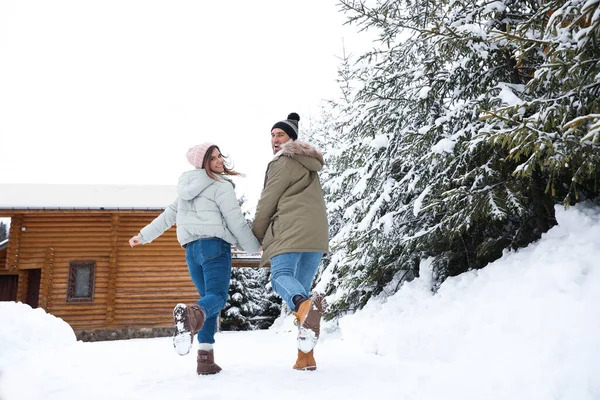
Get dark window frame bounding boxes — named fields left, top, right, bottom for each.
left=66, top=261, right=96, bottom=302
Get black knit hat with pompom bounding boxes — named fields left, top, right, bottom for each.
left=271, top=112, right=300, bottom=140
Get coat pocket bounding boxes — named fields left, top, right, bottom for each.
left=262, top=216, right=278, bottom=250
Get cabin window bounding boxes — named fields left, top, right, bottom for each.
left=66, top=261, right=96, bottom=302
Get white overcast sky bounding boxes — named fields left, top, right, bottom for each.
left=0, top=0, right=371, bottom=210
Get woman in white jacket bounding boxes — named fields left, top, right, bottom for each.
left=129, top=142, right=260, bottom=375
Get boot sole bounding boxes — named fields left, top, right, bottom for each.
left=197, top=369, right=222, bottom=375
left=298, top=295, right=327, bottom=353
left=298, top=328, right=318, bottom=353
left=173, top=303, right=193, bottom=356
left=294, top=366, right=317, bottom=371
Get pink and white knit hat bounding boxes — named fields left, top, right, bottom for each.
left=186, top=142, right=215, bottom=168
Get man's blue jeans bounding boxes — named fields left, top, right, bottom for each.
left=185, top=237, right=232, bottom=344
left=270, top=252, right=323, bottom=310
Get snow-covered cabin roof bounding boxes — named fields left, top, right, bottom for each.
left=0, top=184, right=177, bottom=211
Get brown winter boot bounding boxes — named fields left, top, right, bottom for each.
left=197, top=350, right=222, bottom=375
left=293, top=350, right=317, bottom=371
left=295, top=295, right=327, bottom=353
left=173, top=303, right=205, bottom=356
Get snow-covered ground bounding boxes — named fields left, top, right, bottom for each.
left=1, top=202, right=599, bottom=400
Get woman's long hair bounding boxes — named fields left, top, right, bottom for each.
left=202, top=145, right=243, bottom=181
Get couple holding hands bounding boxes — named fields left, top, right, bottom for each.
left=129, top=113, right=329, bottom=375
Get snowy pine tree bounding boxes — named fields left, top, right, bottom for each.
left=316, top=0, right=594, bottom=315
left=220, top=196, right=281, bottom=330
left=221, top=267, right=264, bottom=331
left=481, top=0, right=600, bottom=205
left=251, top=268, right=282, bottom=330
left=298, top=52, right=373, bottom=313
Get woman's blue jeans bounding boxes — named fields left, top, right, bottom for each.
left=185, top=237, right=232, bottom=344
left=270, top=252, right=323, bottom=310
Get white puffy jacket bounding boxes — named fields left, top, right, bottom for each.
left=138, top=169, right=260, bottom=253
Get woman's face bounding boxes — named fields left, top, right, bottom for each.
left=208, top=148, right=224, bottom=174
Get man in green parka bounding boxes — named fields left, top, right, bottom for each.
left=252, top=112, right=329, bottom=371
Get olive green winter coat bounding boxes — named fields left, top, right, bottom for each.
left=252, top=141, right=329, bottom=267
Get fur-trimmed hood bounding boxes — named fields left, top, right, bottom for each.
left=274, top=140, right=324, bottom=172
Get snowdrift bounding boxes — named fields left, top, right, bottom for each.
left=338, top=202, right=600, bottom=399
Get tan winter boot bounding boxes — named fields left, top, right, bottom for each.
left=295, top=295, right=327, bottom=353
left=173, top=303, right=205, bottom=356
left=197, top=349, right=222, bottom=375
left=293, top=350, right=317, bottom=371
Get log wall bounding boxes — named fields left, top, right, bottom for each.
left=10, top=212, right=198, bottom=333
left=114, top=214, right=198, bottom=328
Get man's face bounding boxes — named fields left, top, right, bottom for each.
left=271, top=128, right=291, bottom=154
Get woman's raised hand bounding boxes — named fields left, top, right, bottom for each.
left=129, top=236, right=142, bottom=247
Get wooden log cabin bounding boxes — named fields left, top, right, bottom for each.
left=0, top=184, right=264, bottom=341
